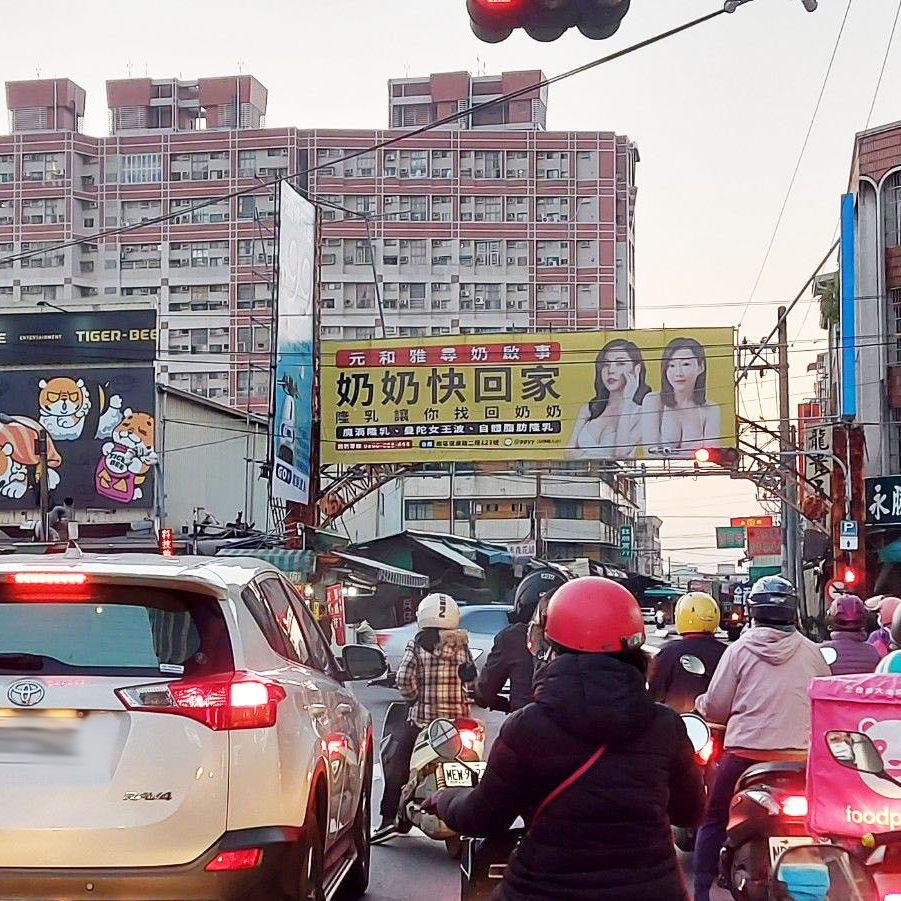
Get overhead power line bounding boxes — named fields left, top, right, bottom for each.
left=0, top=3, right=742, bottom=269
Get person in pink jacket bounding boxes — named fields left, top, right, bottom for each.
left=691, top=575, right=830, bottom=901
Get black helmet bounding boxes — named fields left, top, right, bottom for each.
left=512, top=568, right=569, bottom=624
left=748, top=575, right=798, bottom=626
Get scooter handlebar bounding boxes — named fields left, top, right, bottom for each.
left=862, top=828, right=901, bottom=849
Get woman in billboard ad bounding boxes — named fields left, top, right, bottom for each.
left=568, top=339, right=653, bottom=460
left=646, top=337, right=722, bottom=459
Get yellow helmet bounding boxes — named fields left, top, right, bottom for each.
left=675, top=592, right=720, bottom=635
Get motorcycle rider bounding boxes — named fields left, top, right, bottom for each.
left=648, top=591, right=726, bottom=713
left=867, top=595, right=901, bottom=656
left=425, top=576, right=706, bottom=899
left=819, top=594, right=881, bottom=675
left=373, top=592, right=476, bottom=840
left=475, top=568, right=568, bottom=712
left=692, top=575, right=830, bottom=901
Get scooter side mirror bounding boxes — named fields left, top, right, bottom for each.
left=428, top=718, right=463, bottom=761
left=825, top=730, right=885, bottom=775
left=679, top=654, right=706, bottom=676
left=681, top=713, right=711, bottom=754
left=772, top=844, right=876, bottom=900
left=819, top=647, right=838, bottom=666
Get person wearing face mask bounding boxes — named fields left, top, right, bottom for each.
left=568, top=339, right=653, bottom=460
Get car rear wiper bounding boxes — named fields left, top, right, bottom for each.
left=0, top=653, right=51, bottom=671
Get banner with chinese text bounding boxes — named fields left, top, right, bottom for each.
left=321, top=328, right=736, bottom=464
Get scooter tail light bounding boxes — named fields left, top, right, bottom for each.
left=780, top=795, right=808, bottom=817
left=696, top=738, right=716, bottom=765
left=883, top=894, right=901, bottom=901
left=459, top=728, right=479, bottom=750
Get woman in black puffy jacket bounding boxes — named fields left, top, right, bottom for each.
left=427, top=577, right=705, bottom=900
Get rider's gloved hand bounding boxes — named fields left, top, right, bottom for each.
left=420, top=791, right=443, bottom=815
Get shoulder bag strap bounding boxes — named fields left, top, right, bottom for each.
left=531, top=743, right=607, bottom=824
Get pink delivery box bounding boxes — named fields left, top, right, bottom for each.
left=808, top=673, right=901, bottom=837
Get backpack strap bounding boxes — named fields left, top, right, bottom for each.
left=531, top=743, right=607, bottom=824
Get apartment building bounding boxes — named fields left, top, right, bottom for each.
left=0, top=71, right=643, bottom=563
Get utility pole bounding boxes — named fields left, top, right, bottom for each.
left=777, top=307, right=802, bottom=600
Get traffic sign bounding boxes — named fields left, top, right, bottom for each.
left=839, top=520, right=859, bottom=551
left=824, top=578, right=851, bottom=604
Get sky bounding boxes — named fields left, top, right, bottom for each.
left=2, top=0, right=896, bottom=570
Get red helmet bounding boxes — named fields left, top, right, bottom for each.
left=544, top=577, right=645, bottom=653
left=827, top=594, right=866, bottom=632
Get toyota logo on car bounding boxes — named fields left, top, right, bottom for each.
left=7, top=680, right=45, bottom=707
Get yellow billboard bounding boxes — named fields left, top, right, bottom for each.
left=321, top=328, right=736, bottom=464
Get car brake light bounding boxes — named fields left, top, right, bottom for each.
left=696, top=738, right=716, bottom=764
left=116, top=672, right=286, bottom=731
left=11, top=572, right=86, bottom=585
left=204, top=848, right=261, bottom=871
left=781, top=795, right=808, bottom=817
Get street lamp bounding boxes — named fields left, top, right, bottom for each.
left=0, top=413, right=50, bottom=542
left=36, top=300, right=69, bottom=314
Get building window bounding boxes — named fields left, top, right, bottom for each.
left=554, top=500, right=583, bottom=519
left=120, top=153, right=162, bottom=185
left=406, top=501, right=436, bottom=521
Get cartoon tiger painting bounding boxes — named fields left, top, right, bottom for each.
left=38, top=377, right=124, bottom=442
left=0, top=418, right=62, bottom=499
left=95, top=410, right=157, bottom=504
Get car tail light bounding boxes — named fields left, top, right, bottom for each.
left=780, top=795, right=808, bottom=817
left=204, top=849, right=261, bottom=871
left=11, top=572, right=86, bottom=585
left=117, top=672, right=286, bottom=731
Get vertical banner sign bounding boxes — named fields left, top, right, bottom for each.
left=272, top=183, right=315, bottom=504
left=619, top=524, right=634, bottom=559
left=326, top=583, right=346, bottom=646
left=840, top=193, right=857, bottom=419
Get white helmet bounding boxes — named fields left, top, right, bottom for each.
left=416, top=593, right=460, bottom=630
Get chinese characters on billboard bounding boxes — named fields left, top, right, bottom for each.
left=272, top=183, right=315, bottom=504
left=321, top=328, right=736, bottom=464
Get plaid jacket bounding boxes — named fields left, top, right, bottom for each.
left=396, top=629, right=475, bottom=727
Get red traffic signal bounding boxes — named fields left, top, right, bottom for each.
left=694, top=447, right=741, bottom=468
left=159, top=528, right=175, bottom=557
left=841, top=565, right=858, bottom=586
left=466, top=0, right=631, bottom=42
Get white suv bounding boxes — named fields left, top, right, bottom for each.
left=0, top=553, right=386, bottom=901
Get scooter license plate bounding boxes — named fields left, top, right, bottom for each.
left=768, top=836, right=813, bottom=868
left=443, top=762, right=486, bottom=787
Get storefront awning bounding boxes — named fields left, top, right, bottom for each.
left=216, top=548, right=316, bottom=579
left=413, top=537, right=485, bottom=580
left=333, top=551, right=429, bottom=589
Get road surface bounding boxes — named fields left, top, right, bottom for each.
left=354, top=675, right=731, bottom=900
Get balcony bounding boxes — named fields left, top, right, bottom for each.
left=541, top=518, right=614, bottom=544
left=473, top=519, right=532, bottom=542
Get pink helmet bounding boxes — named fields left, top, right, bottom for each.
left=827, top=594, right=867, bottom=632
left=880, top=596, right=901, bottom=627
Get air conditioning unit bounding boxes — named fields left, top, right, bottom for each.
left=474, top=296, right=485, bottom=306
left=506, top=213, right=516, bottom=221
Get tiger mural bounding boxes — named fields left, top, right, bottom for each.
left=38, top=376, right=124, bottom=442
left=0, top=418, right=62, bottom=499
left=95, top=410, right=157, bottom=504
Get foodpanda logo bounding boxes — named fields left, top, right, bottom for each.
left=856, top=717, right=901, bottom=800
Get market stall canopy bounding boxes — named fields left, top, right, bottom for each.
left=216, top=547, right=316, bottom=580
left=332, top=551, right=429, bottom=589
left=412, top=536, right=485, bottom=580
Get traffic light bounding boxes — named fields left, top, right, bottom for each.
left=694, top=447, right=741, bottom=468
left=466, top=0, right=631, bottom=43
left=840, top=565, right=858, bottom=587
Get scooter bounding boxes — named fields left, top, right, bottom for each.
left=457, top=714, right=713, bottom=900
left=670, top=653, right=723, bottom=852
left=718, top=756, right=809, bottom=900
left=375, top=701, right=487, bottom=858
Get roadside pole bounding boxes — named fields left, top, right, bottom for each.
left=777, top=307, right=801, bottom=599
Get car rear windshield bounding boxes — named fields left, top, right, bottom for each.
left=0, top=583, right=232, bottom=676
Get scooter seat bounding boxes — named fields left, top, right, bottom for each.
left=736, top=760, right=806, bottom=792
